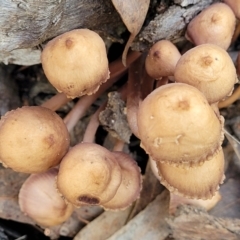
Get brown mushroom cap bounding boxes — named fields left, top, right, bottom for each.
left=174, top=44, right=237, bottom=103
left=57, top=142, right=122, bottom=207
left=19, top=168, right=74, bottom=227
left=156, top=148, right=225, bottom=199
left=41, top=29, right=109, bottom=98
left=223, top=0, right=240, bottom=19
left=0, top=106, right=70, bottom=173
left=145, top=40, right=181, bottom=79
left=185, top=3, right=236, bottom=50
left=137, top=83, right=224, bottom=166
left=102, top=152, right=142, bottom=210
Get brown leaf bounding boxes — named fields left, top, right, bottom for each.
left=111, top=0, right=150, bottom=66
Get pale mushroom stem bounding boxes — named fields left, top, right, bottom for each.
left=112, top=139, right=125, bottom=152
left=41, top=92, right=70, bottom=111
left=218, top=85, right=240, bottom=109
left=82, top=102, right=107, bottom=143
left=64, top=51, right=141, bottom=132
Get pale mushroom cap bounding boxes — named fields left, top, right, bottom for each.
left=57, top=143, right=122, bottom=207
left=223, top=0, right=240, bottom=19
left=145, top=40, right=181, bottom=79
left=0, top=106, right=70, bottom=173
left=102, top=152, right=142, bottom=210
left=174, top=44, right=237, bottom=103
left=156, top=148, right=225, bottom=199
left=41, top=29, right=109, bottom=98
left=138, top=83, right=224, bottom=166
left=19, top=168, right=74, bottom=227
left=185, top=3, right=236, bottom=50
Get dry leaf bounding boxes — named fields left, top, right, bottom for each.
left=111, top=0, right=150, bottom=66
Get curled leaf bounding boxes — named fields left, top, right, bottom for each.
left=111, top=0, right=150, bottom=66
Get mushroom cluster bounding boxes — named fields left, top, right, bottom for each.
left=136, top=1, right=238, bottom=199
left=0, top=1, right=239, bottom=232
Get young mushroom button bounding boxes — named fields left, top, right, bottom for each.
left=137, top=83, right=224, bottom=167
left=0, top=106, right=70, bottom=173
left=174, top=44, right=237, bottom=104
left=185, top=3, right=236, bottom=50
left=41, top=29, right=110, bottom=98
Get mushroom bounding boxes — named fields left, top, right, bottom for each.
left=174, top=44, right=237, bottom=104
left=145, top=40, right=181, bottom=80
left=156, top=148, right=225, bottom=199
left=102, top=151, right=142, bottom=210
left=223, top=0, right=240, bottom=19
left=0, top=106, right=70, bottom=173
left=185, top=3, right=236, bottom=50
left=56, top=142, right=122, bottom=207
left=41, top=29, right=109, bottom=98
left=137, top=83, right=224, bottom=167
left=18, top=168, right=74, bottom=227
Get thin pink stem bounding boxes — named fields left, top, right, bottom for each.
left=41, top=93, right=71, bottom=111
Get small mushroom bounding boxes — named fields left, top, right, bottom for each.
left=156, top=148, right=225, bottom=199
left=137, top=83, right=224, bottom=166
left=185, top=3, right=236, bottom=50
left=0, top=106, right=70, bottom=173
left=41, top=29, right=109, bottom=98
left=18, top=168, right=74, bottom=227
left=145, top=40, right=181, bottom=80
left=174, top=44, right=237, bottom=103
left=102, top=152, right=142, bottom=210
left=56, top=142, right=122, bottom=207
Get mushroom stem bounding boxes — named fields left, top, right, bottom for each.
left=41, top=92, right=70, bottom=111
left=155, top=77, right=169, bottom=89
left=126, top=55, right=147, bottom=138
left=112, top=139, right=125, bottom=152
left=218, top=85, right=240, bottom=109
left=64, top=51, right=141, bottom=132
left=82, top=102, right=107, bottom=143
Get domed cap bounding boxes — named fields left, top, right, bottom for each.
left=137, top=83, right=224, bottom=166
left=185, top=3, right=236, bottom=50
left=102, top=152, right=142, bottom=210
left=0, top=106, right=70, bottom=173
left=145, top=40, right=181, bottom=80
left=19, top=168, right=74, bottom=227
left=156, top=148, right=225, bottom=199
left=41, top=29, right=109, bottom=98
left=57, top=142, right=122, bottom=207
left=174, top=44, right=237, bottom=103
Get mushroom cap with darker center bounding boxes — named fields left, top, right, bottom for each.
left=41, top=29, right=109, bottom=98
left=0, top=106, right=70, bottom=173
left=56, top=142, right=122, bottom=207
left=137, top=83, right=224, bottom=166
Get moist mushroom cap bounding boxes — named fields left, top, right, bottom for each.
left=137, top=83, right=224, bottom=166
left=57, top=142, right=122, bottom=207
left=41, top=29, right=109, bottom=98
left=174, top=44, right=237, bottom=103
left=0, top=106, right=70, bottom=173
left=102, top=151, right=142, bottom=210
left=156, top=148, right=225, bottom=199
left=145, top=40, right=181, bottom=79
left=19, top=168, right=74, bottom=227
left=185, top=3, right=236, bottom=50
